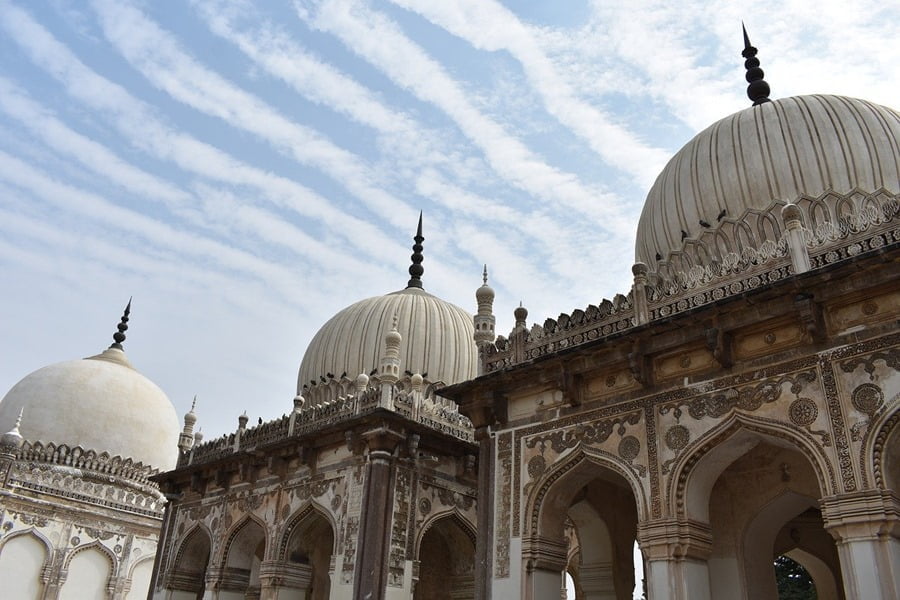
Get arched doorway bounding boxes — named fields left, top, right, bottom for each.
left=530, top=452, right=642, bottom=600
left=167, top=526, right=211, bottom=599
left=415, top=514, right=476, bottom=600
left=222, top=518, right=267, bottom=599
left=680, top=426, right=839, bottom=600
left=277, top=506, right=335, bottom=600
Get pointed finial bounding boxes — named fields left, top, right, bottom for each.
left=482, top=264, right=488, bottom=285
left=110, top=298, right=132, bottom=349
left=14, top=408, right=23, bottom=431
left=741, top=23, right=771, bottom=106
left=407, top=211, right=425, bottom=289
left=191, top=396, right=197, bottom=412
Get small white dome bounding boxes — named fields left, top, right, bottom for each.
left=0, top=348, right=180, bottom=470
left=636, top=95, right=900, bottom=269
left=298, top=287, right=477, bottom=397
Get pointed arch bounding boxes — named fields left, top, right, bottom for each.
left=62, top=540, right=118, bottom=574
left=415, top=508, right=477, bottom=558
left=59, top=541, right=116, bottom=600
left=124, top=556, right=155, bottom=600
left=277, top=500, right=337, bottom=561
left=0, top=526, right=53, bottom=558
left=0, top=528, right=52, bottom=600
left=414, top=509, right=477, bottom=600
left=527, top=443, right=648, bottom=540
left=860, top=390, right=899, bottom=491
left=668, top=412, right=835, bottom=522
left=219, top=512, right=269, bottom=567
left=166, top=523, right=212, bottom=594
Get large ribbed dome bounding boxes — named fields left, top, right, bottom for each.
left=636, top=95, right=900, bottom=267
left=298, top=287, right=477, bottom=396
left=0, top=348, right=180, bottom=470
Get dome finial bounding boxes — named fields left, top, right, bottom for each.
left=407, top=211, right=425, bottom=289
left=110, top=298, right=132, bottom=350
left=482, top=264, right=488, bottom=285
left=741, top=23, right=771, bottom=106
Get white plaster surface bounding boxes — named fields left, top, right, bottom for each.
left=59, top=547, right=111, bottom=600
left=0, top=347, right=180, bottom=469
left=0, top=532, right=46, bottom=600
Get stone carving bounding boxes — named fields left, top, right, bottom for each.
left=495, top=432, right=512, bottom=579
left=525, top=412, right=642, bottom=454
left=660, top=371, right=816, bottom=421
left=789, top=398, right=819, bottom=426
left=839, top=349, right=900, bottom=378
left=664, top=425, right=690, bottom=451
left=851, top=383, right=885, bottom=416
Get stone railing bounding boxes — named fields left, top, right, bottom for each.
left=483, top=293, right=635, bottom=372
left=6, top=441, right=165, bottom=516
left=181, top=379, right=474, bottom=468
left=481, top=191, right=900, bottom=373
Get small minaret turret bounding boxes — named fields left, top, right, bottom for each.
left=178, top=397, right=198, bottom=453
left=379, top=314, right=402, bottom=384
left=474, top=265, right=496, bottom=347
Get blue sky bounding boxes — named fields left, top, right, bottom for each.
left=1, top=0, right=898, bottom=439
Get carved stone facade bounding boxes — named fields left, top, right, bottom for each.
left=0, top=442, right=165, bottom=599
left=150, top=373, right=478, bottom=600
left=446, top=192, right=900, bottom=598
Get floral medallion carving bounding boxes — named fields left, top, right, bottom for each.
left=851, top=383, right=883, bottom=416
left=664, top=425, right=690, bottom=451
left=527, top=455, right=546, bottom=480
left=789, top=398, right=819, bottom=426
left=618, top=436, right=641, bottom=461
left=418, top=497, right=431, bottom=516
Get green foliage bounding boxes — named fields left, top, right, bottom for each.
left=774, top=555, right=817, bottom=600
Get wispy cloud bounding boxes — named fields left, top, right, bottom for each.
left=90, top=0, right=417, bottom=229
left=296, top=0, right=634, bottom=233
left=388, top=0, right=671, bottom=188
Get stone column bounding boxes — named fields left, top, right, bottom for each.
left=474, top=426, right=494, bottom=600
left=637, top=518, right=713, bottom=600
left=353, top=427, right=402, bottom=600
left=523, top=535, right=568, bottom=600
left=578, top=563, right=615, bottom=600
left=781, top=203, right=811, bottom=274
left=822, top=490, right=900, bottom=600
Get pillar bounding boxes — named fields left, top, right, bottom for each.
left=523, top=535, right=568, bottom=600
left=474, top=426, right=494, bottom=600
left=822, top=490, right=900, bottom=600
left=353, top=427, right=402, bottom=600
left=637, top=518, right=713, bottom=600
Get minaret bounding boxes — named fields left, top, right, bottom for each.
left=474, top=265, right=496, bottom=347
left=178, top=397, right=198, bottom=453
left=0, top=409, right=24, bottom=484
left=742, top=24, right=771, bottom=106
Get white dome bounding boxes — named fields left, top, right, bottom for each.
left=636, top=95, right=900, bottom=269
left=298, top=287, right=477, bottom=396
left=0, top=348, right=180, bottom=470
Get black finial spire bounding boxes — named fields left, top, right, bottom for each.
left=110, top=298, right=131, bottom=350
left=406, top=211, right=424, bottom=289
left=742, top=23, right=771, bottom=106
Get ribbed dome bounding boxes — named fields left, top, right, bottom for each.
left=0, top=348, right=180, bottom=470
left=298, top=287, right=477, bottom=397
left=636, top=95, right=900, bottom=267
